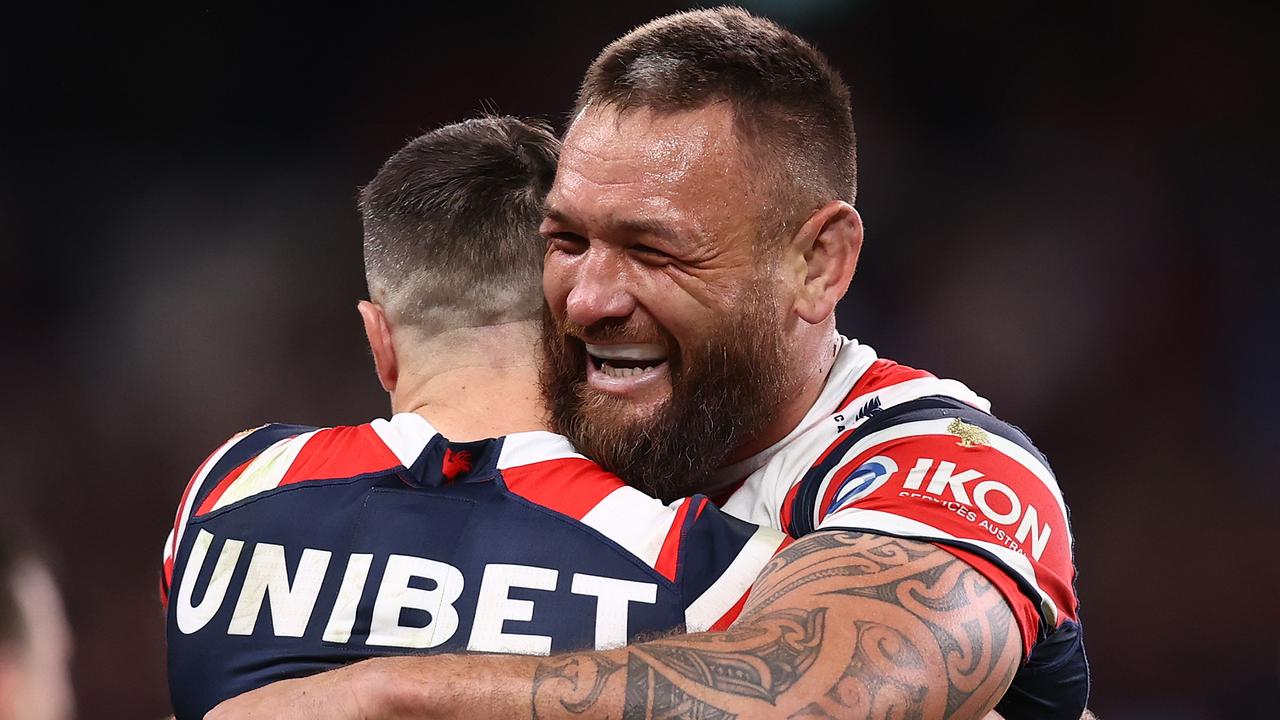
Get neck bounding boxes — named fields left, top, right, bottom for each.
left=723, top=321, right=840, bottom=465
left=390, top=322, right=547, bottom=441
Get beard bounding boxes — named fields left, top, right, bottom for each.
left=540, top=290, right=792, bottom=502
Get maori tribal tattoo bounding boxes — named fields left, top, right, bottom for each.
left=530, top=531, right=1021, bottom=720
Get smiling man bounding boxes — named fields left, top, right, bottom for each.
left=212, top=8, right=1087, bottom=720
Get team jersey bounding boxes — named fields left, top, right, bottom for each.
left=162, top=414, right=786, bottom=720
left=716, top=336, right=1088, bottom=720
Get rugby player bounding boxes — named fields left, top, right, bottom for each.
left=162, top=116, right=787, bottom=719
left=211, top=7, right=1089, bottom=720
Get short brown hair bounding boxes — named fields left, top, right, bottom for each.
left=360, top=116, right=559, bottom=335
left=577, top=7, right=856, bottom=230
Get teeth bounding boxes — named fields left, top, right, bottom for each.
left=600, top=364, right=656, bottom=378
left=584, top=343, right=666, bottom=362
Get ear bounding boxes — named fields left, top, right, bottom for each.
left=787, top=201, right=863, bottom=324
left=358, top=300, right=398, bottom=393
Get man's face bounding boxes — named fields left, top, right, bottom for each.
left=540, top=104, right=795, bottom=500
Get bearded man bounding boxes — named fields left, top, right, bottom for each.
left=211, top=8, right=1087, bottom=720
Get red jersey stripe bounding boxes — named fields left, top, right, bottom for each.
left=778, top=480, right=803, bottom=532
left=278, top=425, right=400, bottom=488
left=837, top=359, right=935, bottom=411
left=708, top=589, right=750, bottom=631
left=502, top=457, right=625, bottom=520
left=654, top=499, right=694, bottom=581
left=936, top=543, right=1039, bottom=659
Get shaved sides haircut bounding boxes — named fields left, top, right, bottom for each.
left=360, top=116, right=559, bottom=336
left=577, top=6, right=856, bottom=234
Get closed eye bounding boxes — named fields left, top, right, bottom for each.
left=546, top=232, right=588, bottom=254
left=629, top=243, right=673, bottom=265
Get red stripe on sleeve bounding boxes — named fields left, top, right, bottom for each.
left=160, top=558, right=173, bottom=608
left=708, top=535, right=792, bottom=631
left=778, top=481, right=803, bottom=534
left=278, top=425, right=400, bottom=488
left=838, top=359, right=935, bottom=411
left=502, top=457, right=626, bottom=520
left=653, top=499, right=694, bottom=581
left=936, top=544, right=1040, bottom=661
left=709, top=590, right=751, bottom=631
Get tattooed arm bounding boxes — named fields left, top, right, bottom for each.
left=208, top=531, right=1022, bottom=719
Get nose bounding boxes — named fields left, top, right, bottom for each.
left=564, top=247, right=637, bottom=327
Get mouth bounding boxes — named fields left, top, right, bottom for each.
left=583, top=342, right=670, bottom=394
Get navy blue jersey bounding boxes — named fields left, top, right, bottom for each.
left=163, top=414, right=786, bottom=719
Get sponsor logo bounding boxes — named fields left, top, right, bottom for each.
left=826, top=455, right=898, bottom=516
left=901, top=458, right=1052, bottom=560
left=173, top=530, right=657, bottom=652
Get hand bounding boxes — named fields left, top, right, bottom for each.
left=205, top=662, right=375, bottom=720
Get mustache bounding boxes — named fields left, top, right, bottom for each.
left=552, top=315, right=668, bottom=347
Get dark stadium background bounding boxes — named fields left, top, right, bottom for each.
left=1, top=2, right=1275, bottom=718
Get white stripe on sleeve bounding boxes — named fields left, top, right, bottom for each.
left=684, top=526, right=787, bottom=632
left=578, top=486, right=676, bottom=567
left=208, top=430, right=319, bottom=513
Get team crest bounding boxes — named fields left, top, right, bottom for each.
left=947, top=418, right=990, bottom=448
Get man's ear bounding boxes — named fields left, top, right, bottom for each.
left=358, top=300, right=398, bottom=393
left=787, top=201, right=863, bottom=324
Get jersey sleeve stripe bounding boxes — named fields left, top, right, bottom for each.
left=837, top=359, right=935, bottom=411
left=653, top=497, right=697, bottom=581
left=578, top=486, right=678, bottom=567
left=166, top=429, right=258, bottom=572
left=796, top=406, right=1066, bottom=536
left=277, top=425, right=400, bottom=487
left=684, top=525, right=788, bottom=632
left=501, top=457, right=625, bottom=520
left=820, top=506, right=1061, bottom=627
left=369, top=413, right=437, bottom=468
left=198, top=430, right=320, bottom=515
left=843, top=377, right=993, bottom=422
left=496, top=431, right=587, bottom=469
left=707, top=588, right=750, bottom=632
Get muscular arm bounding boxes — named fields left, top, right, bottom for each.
left=520, top=530, right=1021, bottom=719
left=218, top=530, right=1022, bottom=719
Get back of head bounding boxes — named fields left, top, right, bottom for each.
left=577, top=6, right=856, bottom=234
left=360, top=116, right=559, bottom=338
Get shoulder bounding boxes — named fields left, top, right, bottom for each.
left=161, top=421, right=406, bottom=593
left=496, top=430, right=786, bottom=621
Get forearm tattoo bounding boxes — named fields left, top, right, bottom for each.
left=531, top=531, right=1021, bottom=719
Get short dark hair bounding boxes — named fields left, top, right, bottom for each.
left=577, top=6, right=855, bottom=232
left=360, top=116, right=559, bottom=335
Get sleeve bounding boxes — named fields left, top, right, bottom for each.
left=670, top=497, right=791, bottom=633
left=159, top=424, right=310, bottom=607
left=779, top=396, right=1079, bottom=659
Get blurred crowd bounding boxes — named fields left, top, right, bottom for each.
left=1, top=2, right=1275, bottom=717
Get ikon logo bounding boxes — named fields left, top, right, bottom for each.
left=901, top=458, right=1053, bottom=560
